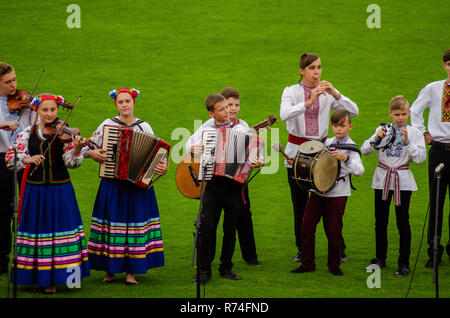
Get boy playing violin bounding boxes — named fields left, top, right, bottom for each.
left=0, top=62, right=35, bottom=275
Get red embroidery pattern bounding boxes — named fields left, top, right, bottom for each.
left=442, top=83, right=450, bottom=122
left=301, top=82, right=320, bottom=136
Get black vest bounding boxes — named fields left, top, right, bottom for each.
left=26, top=125, right=71, bottom=185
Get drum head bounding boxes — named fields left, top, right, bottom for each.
left=298, top=140, right=324, bottom=155
left=312, top=150, right=339, bottom=193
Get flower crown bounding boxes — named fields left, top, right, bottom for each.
left=30, top=95, right=65, bottom=111
left=108, top=88, right=140, bottom=102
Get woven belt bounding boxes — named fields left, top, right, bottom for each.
left=377, top=163, right=409, bottom=206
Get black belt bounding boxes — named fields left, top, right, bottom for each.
left=432, top=141, right=450, bottom=151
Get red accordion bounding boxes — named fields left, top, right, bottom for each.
left=198, top=127, right=264, bottom=184
left=99, top=125, right=170, bottom=189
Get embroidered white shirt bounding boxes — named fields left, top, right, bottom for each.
left=361, top=124, right=426, bottom=191
left=0, top=96, right=35, bottom=152
left=410, top=80, right=450, bottom=143
left=280, top=83, right=359, bottom=167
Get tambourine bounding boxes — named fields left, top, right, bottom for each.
left=370, top=123, right=396, bottom=150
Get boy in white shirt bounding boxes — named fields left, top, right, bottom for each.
left=363, top=96, right=426, bottom=276
left=185, top=87, right=260, bottom=267
left=291, top=109, right=364, bottom=276
left=187, top=93, right=262, bottom=284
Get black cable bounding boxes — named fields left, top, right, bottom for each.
left=405, top=201, right=430, bottom=298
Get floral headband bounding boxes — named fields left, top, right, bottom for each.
left=108, top=88, right=140, bottom=104
left=30, top=95, right=65, bottom=111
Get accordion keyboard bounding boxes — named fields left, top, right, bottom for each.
left=197, top=130, right=218, bottom=181
left=99, top=125, right=121, bottom=178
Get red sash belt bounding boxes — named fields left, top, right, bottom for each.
left=377, top=163, right=409, bottom=206
left=288, top=134, right=325, bottom=145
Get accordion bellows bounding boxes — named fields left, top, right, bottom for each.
left=99, top=125, right=170, bottom=189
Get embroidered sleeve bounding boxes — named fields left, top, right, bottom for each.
left=82, top=122, right=105, bottom=158
left=63, top=143, right=83, bottom=168
left=5, top=127, right=32, bottom=171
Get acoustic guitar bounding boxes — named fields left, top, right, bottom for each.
left=175, top=115, right=277, bottom=199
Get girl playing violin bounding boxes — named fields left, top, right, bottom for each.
left=0, top=62, right=35, bottom=275
left=85, top=88, right=167, bottom=285
left=5, top=94, right=90, bottom=294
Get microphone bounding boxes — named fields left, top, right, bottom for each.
left=435, top=163, right=445, bottom=174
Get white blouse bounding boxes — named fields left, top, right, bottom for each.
left=280, top=83, right=359, bottom=167
left=83, top=117, right=154, bottom=158
left=361, top=124, right=426, bottom=191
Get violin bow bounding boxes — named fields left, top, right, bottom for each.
left=29, top=95, right=82, bottom=176
left=17, top=69, right=45, bottom=122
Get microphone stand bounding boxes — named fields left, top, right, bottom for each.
left=192, top=161, right=209, bottom=298
left=432, top=169, right=441, bottom=298
left=12, top=149, right=19, bottom=298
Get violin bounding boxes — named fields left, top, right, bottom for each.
left=7, top=90, right=75, bottom=113
left=7, top=89, right=32, bottom=113
left=43, top=119, right=97, bottom=150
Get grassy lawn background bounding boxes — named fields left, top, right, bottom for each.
left=0, top=0, right=449, bottom=299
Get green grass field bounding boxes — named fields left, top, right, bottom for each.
left=1, top=0, right=450, bottom=301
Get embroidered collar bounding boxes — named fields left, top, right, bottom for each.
left=300, top=81, right=319, bottom=91
left=214, top=121, right=232, bottom=128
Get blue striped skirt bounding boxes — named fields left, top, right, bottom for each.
left=12, top=182, right=90, bottom=286
left=87, top=179, right=164, bottom=274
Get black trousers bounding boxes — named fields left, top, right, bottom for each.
left=233, top=185, right=258, bottom=262
left=427, top=143, right=450, bottom=259
left=287, top=167, right=309, bottom=250
left=374, top=189, right=412, bottom=266
left=198, top=176, right=245, bottom=273
left=0, top=154, right=23, bottom=270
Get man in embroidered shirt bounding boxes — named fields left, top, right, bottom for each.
left=410, top=48, right=450, bottom=268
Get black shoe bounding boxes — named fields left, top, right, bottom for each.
left=425, top=257, right=442, bottom=268
left=293, top=249, right=303, bottom=262
left=290, top=266, right=315, bottom=274
left=220, top=269, right=241, bottom=280
left=394, top=264, right=410, bottom=276
left=194, top=271, right=212, bottom=284
left=340, top=249, right=349, bottom=262
left=330, top=268, right=343, bottom=276
left=246, top=259, right=261, bottom=266
left=365, top=258, right=386, bottom=270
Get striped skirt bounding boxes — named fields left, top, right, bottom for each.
left=12, top=182, right=90, bottom=286
left=88, top=179, right=164, bottom=274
